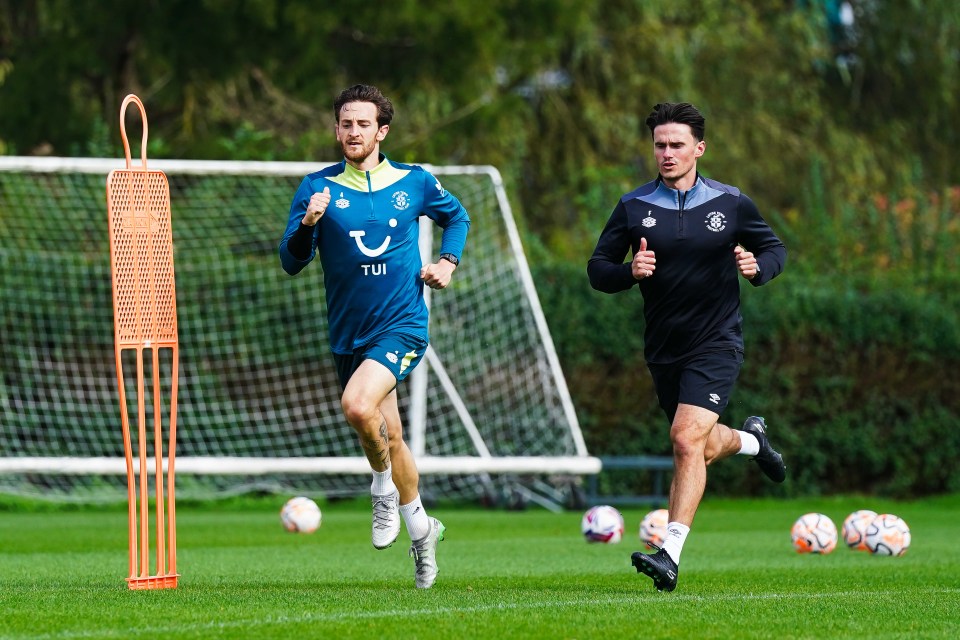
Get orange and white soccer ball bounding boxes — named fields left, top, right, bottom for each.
left=581, top=505, right=625, bottom=543
left=841, top=509, right=878, bottom=551
left=865, top=513, right=911, bottom=556
left=791, top=512, right=837, bottom=554
left=280, top=496, right=322, bottom=533
left=639, top=508, right=669, bottom=548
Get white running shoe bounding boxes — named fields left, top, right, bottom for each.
left=371, top=490, right=401, bottom=549
left=408, top=517, right=445, bottom=589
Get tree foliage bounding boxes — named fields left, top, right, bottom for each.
left=2, top=1, right=957, bottom=254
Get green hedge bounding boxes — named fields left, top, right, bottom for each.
left=533, top=261, right=960, bottom=498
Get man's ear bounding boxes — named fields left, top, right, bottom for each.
left=377, top=124, right=390, bottom=141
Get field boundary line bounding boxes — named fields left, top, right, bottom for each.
left=6, top=587, right=960, bottom=640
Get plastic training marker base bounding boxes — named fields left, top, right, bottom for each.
left=127, top=574, right=180, bottom=591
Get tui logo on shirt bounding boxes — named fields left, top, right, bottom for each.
left=349, top=218, right=398, bottom=258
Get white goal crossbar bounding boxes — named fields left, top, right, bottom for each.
left=1, top=456, right=600, bottom=475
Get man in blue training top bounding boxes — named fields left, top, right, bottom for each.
left=587, top=102, right=787, bottom=593
left=279, top=84, right=470, bottom=589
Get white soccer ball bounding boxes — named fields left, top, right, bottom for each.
left=865, top=513, right=911, bottom=556
left=841, top=509, right=878, bottom=551
left=280, top=496, right=322, bottom=533
left=581, top=505, right=625, bottom=544
left=791, top=512, right=837, bottom=554
left=639, top=508, right=669, bottom=548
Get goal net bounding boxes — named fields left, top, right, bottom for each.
left=0, top=156, right=597, bottom=505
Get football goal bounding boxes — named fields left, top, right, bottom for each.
left=0, top=156, right=598, bottom=506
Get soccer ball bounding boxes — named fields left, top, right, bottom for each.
left=639, top=508, right=669, bottom=548
left=791, top=512, right=837, bottom=554
left=280, top=496, right=322, bottom=533
left=865, top=513, right=911, bottom=556
left=581, top=505, right=625, bottom=544
left=841, top=509, right=878, bottom=551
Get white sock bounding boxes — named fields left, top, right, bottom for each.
left=371, top=467, right=396, bottom=496
left=661, top=521, right=690, bottom=565
left=400, top=495, right=430, bottom=540
left=737, top=430, right=760, bottom=456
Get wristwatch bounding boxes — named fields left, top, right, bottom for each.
left=439, top=253, right=459, bottom=266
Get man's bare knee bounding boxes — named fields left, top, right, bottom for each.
left=671, top=426, right=704, bottom=456
left=341, top=394, right=377, bottom=428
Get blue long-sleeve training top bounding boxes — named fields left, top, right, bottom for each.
left=587, top=175, right=786, bottom=364
left=279, top=155, right=470, bottom=354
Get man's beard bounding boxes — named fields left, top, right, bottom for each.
left=341, top=138, right=377, bottom=164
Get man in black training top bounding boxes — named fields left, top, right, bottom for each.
left=587, top=102, right=787, bottom=592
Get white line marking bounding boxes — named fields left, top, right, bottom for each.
left=5, top=587, right=959, bottom=640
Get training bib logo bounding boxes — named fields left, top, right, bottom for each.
left=349, top=218, right=398, bottom=258
left=391, top=190, right=410, bottom=211
left=706, top=212, right=726, bottom=232
left=351, top=218, right=398, bottom=276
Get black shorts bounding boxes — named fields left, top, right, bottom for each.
left=646, top=349, right=743, bottom=423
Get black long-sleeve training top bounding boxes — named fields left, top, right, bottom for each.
left=587, top=175, right=786, bottom=364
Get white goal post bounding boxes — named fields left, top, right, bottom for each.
left=0, top=156, right=599, bottom=502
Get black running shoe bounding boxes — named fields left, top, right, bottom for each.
left=742, top=416, right=786, bottom=483
left=631, top=547, right=678, bottom=592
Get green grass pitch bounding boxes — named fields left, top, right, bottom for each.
left=1, top=494, right=958, bottom=639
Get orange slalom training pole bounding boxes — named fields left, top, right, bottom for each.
left=105, top=94, right=180, bottom=590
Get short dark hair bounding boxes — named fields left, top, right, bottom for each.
left=644, top=102, right=705, bottom=141
left=334, top=84, right=394, bottom=127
